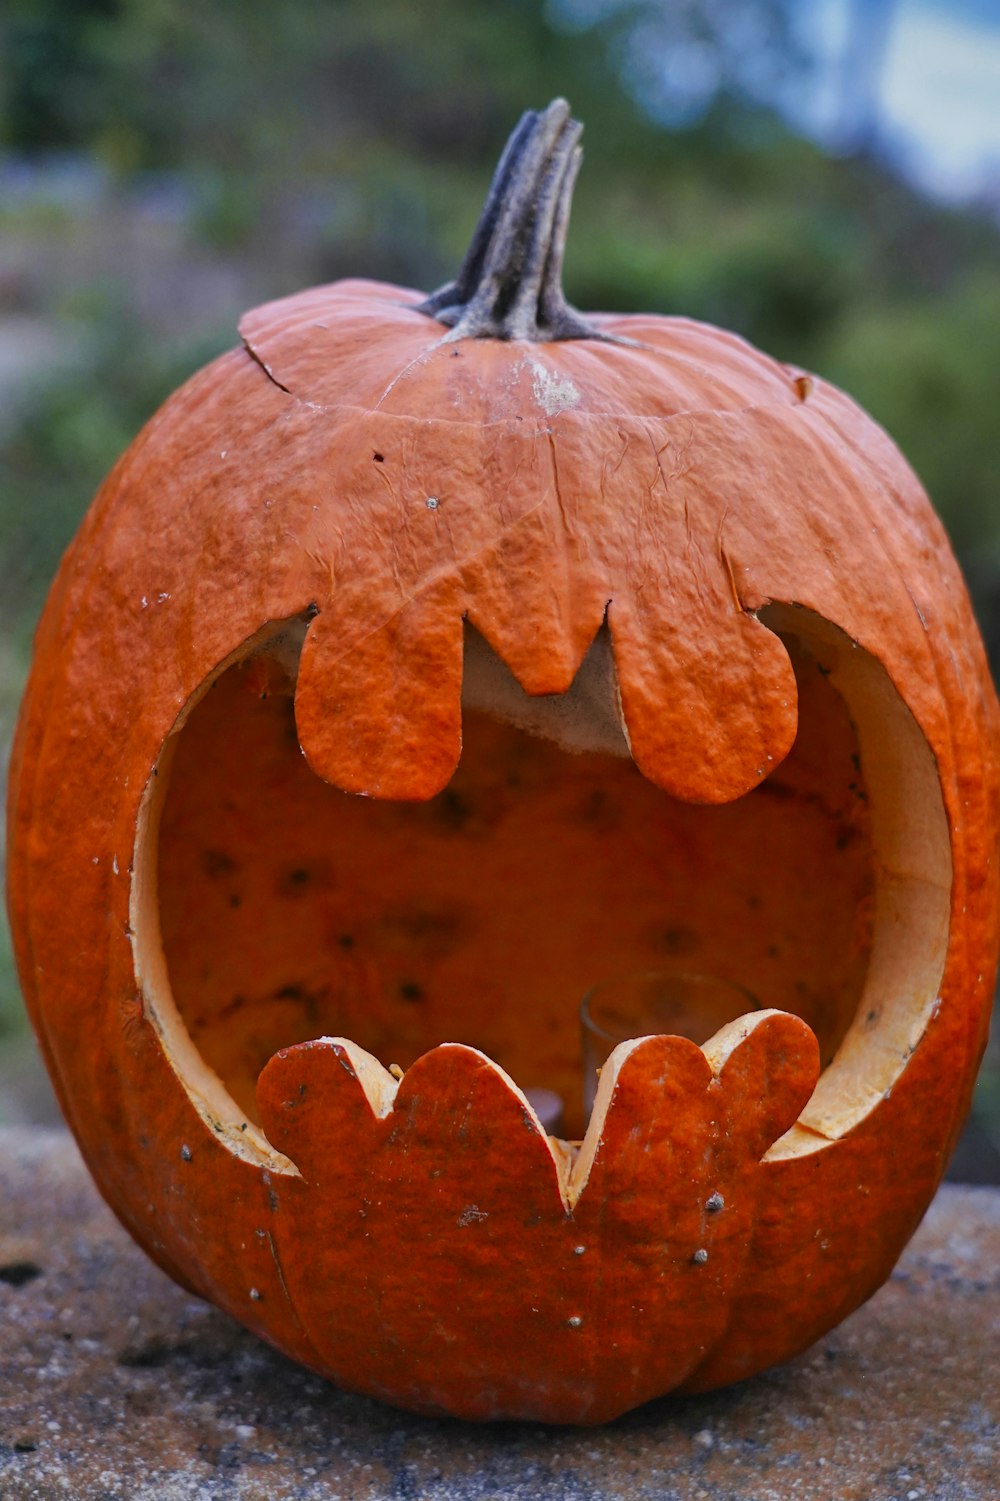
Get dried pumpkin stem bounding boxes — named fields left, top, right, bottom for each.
left=417, top=98, right=605, bottom=343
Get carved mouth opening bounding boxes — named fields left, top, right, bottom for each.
left=132, top=604, right=951, bottom=1169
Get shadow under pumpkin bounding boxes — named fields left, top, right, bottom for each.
left=156, top=622, right=873, bottom=1140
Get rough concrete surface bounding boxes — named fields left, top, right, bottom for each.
left=0, top=1127, right=997, bottom=1501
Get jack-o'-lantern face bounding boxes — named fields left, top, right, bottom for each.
left=8, top=101, right=999, bottom=1424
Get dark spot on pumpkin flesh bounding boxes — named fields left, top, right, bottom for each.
left=578, top=788, right=623, bottom=831
left=755, top=778, right=796, bottom=802
left=380, top=906, right=470, bottom=956
left=660, top=925, right=699, bottom=957
left=399, top=981, right=425, bottom=1002
left=216, top=993, right=248, bottom=1021
left=277, top=860, right=334, bottom=897
left=202, top=848, right=238, bottom=879
left=271, top=984, right=324, bottom=1026
left=437, top=789, right=473, bottom=831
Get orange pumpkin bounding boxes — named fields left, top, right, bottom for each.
left=7, top=100, right=999, bottom=1424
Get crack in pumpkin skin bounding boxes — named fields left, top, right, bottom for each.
left=254, top=1014, right=818, bottom=1423
left=6, top=273, right=1000, bottom=1422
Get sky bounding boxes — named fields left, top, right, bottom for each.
left=557, top=0, right=1000, bottom=207
left=881, top=0, right=1000, bottom=197
left=805, top=0, right=1000, bottom=202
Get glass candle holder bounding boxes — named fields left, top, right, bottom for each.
left=580, top=969, right=759, bottom=1116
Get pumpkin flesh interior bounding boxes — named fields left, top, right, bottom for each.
left=152, top=621, right=881, bottom=1143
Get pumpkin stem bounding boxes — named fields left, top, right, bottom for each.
left=417, top=99, right=605, bottom=343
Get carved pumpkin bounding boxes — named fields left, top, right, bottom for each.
left=7, top=101, right=999, bottom=1424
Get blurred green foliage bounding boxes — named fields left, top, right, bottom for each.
left=0, top=304, right=228, bottom=654
left=1, top=0, right=999, bottom=1164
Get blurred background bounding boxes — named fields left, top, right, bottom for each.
left=1, top=0, right=998, bottom=1178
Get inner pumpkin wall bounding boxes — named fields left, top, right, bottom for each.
left=157, top=628, right=874, bottom=1137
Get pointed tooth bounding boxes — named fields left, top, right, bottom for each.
left=256, top=1037, right=399, bottom=1178
left=701, top=1009, right=820, bottom=1158
left=568, top=1034, right=712, bottom=1208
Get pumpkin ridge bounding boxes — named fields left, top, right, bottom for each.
left=793, top=403, right=953, bottom=733
left=11, top=400, right=196, bottom=1147
left=679, top=1012, right=822, bottom=1392
left=795, top=403, right=982, bottom=1148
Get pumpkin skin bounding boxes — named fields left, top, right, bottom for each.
left=7, top=102, right=1000, bottom=1423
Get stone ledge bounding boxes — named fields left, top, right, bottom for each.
left=0, top=1126, right=997, bottom=1501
